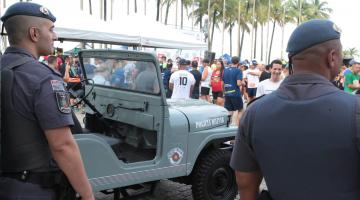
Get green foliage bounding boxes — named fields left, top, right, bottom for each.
left=343, top=48, right=359, bottom=59
left=158, top=0, right=333, bottom=53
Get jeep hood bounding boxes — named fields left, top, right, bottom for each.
left=167, top=99, right=229, bottom=132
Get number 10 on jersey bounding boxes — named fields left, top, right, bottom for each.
left=179, top=77, right=188, bottom=86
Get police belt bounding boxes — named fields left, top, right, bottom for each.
left=1, top=170, right=60, bottom=188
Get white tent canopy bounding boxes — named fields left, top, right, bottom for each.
left=54, top=11, right=207, bottom=50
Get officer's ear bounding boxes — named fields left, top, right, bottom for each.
left=326, top=48, right=337, bottom=69
left=29, top=26, right=40, bottom=42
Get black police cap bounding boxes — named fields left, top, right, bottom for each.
left=1, top=2, right=56, bottom=23
left=286, top=19, right=341, bottom=57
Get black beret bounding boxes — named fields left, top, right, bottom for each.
left=1, top=2, right=56, bottom=23
left=287, top=19, right=341, bottom=56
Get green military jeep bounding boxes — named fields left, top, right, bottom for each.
left=72, top=49, right=238, bottom=200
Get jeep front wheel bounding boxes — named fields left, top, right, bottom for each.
left=191, top=149, right=237, bottom=200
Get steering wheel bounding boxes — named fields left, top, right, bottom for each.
left=68, top=79, right=95, bottom=107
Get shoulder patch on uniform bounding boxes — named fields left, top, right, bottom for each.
left=55, top=91, right=71, bottom=114
left=50, top=80, right=65, bottom=91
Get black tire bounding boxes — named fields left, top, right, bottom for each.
left=192, top=149, right=237, bottom=200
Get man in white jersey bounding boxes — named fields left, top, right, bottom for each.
left=244, top=60, right=260, bottom=101
left=256, top=59, right=283, bottom=97
left=169, top=59, right=196, bottom=99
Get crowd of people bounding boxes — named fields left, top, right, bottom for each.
left=335, top=59, right=360, bottom=94
left=3, top=2, right=360, bottom=200
left=160, top=54, right=289, bottom=125
left=160, top=43, right=360, bottom=129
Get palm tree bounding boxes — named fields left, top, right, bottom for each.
left=343, top=48, right=359, bottom=59
left=239, top=0, right=252, bottom=59
left=180, top=0, right=193, bottom=29
left=156, top=0, right=161, bottom=21
left=279, top=1, right=297, bottom=59
left=127, top=0, right=130, bottom=15
left=192, top=0, right=224, bottom=51
left=254, top=0, right=268, bottom=60
left=163, top=0, right=176, bottom=25
left=307, top=0, right=332, bottom=19
left=104, top=0, right=107, bottom=21
left=190, top=0, right=209, bottom=32
left=268, top=0, right=282, bottom=63
left=223, top=0, right=239, bottom=55
left=89, top=0, right=92, bottom=15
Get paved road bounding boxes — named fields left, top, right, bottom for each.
left=95, top=180, right=234, bottom=200
left=95, top=179, right=268, bottom=200
left=95, top=180, right=193, bottom=200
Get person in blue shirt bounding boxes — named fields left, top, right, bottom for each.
left=163, top=62, right=173, bottom=98
left=222, top=56, right=243, bottom=125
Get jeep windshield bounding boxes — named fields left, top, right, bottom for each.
left=81, top=56, right=160, bottom=95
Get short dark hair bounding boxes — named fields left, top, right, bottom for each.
left=4, top=16, right=27, bottom=45
left=231, top=56, right=240, bottom=65
left=192, top=60, right=198, bottom=68
left=202, top=58, right=210, bottom=64
left=265, top=64, right=271, bottom=71
left=167, top=63, right=173, bottom=69
left=56, top=48, right=63, bottom=53
left=270, top=59, right=283, bottom=68
left=47, top=55, right=57, bottom=65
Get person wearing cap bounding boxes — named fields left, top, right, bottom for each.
left=243, top=59, right=260, bottom=102
left=231, top=19, right=360, bottom=200
left=169, top=59, right=195, bottom=99
left=0, top=2, right=94, bottom=200
left=344, top=59, right=360, bottom=94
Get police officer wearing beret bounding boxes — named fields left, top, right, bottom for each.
left=0, top=2, right=94, bottom=200
left=230, top=19, right=360, bottom=200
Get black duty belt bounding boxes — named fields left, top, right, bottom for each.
left=1, top=170, right=60, bottom=188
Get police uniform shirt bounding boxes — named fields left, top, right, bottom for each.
left=230, top=73, right=360, bottom=172
left=2, top=47, right=74, bottom=130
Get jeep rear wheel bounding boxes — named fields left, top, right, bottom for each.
left=192, top=149, right=237, bottom=200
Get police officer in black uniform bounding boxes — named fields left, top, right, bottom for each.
left=0, top=2, right=94, bottom=200
left=230, top=19, right=360, bottom=200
